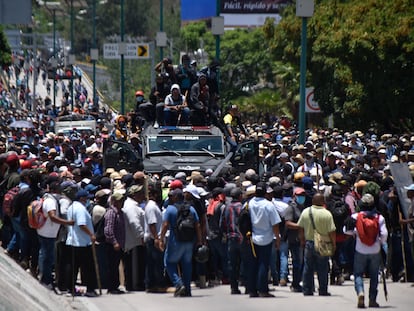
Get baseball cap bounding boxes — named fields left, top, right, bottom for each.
left=183, top=184, right=200, bottom=199
left=255, top=181, right=267, bottom=196
left=169, top=179, right=183, bottom=190
left=76, top=189, right=91, bottom=200
left=278, top=152, right=289, bottom=159
left=174, top=172, right=187, bottom=180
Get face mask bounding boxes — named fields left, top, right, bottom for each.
left=136, top=96, right=144, bottom=102
left=296, top=195, right=306, bottom=205
left=305, top=159, right=313, bottom=166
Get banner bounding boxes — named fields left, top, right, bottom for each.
left=221, top=0, right=291, bottom=14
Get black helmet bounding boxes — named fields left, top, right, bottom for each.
left=194, top=245, right=209, bottom=263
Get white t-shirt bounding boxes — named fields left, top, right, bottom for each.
left=37, top=194, right=61, bottom=238
left=144, top=199, right=163, bottom=242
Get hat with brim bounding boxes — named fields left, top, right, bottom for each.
left=183, top=184, right=200, bottom=199
left=127, top=184, right=144, bottom=196
left=245, top=185, right=256, bottom=196
left=404, top=184, right=414, bottom=191
left=112, top=190, right=125, bottom=201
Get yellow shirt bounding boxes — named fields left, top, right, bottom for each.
left=297, top=205, right=336, bottom=241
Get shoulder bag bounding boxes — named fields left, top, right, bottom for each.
left=309, top=207, right=334, bottom=256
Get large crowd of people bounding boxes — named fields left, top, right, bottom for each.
left=1, top=58, right=414, bottom=308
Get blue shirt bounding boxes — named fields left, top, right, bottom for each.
left=163, top=202, right=199, bottom=244
left=66, top=201, right=94, bottom=247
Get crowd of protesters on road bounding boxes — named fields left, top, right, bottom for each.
left=0, top=57, right=414, bottom=308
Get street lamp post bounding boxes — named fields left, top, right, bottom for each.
left=52, top=7, right=57, bottom=111
left=120, top=0, right=125, bottom=115
left=92, top=0, right=97, bottom=106
left=159, top=0, right=163, bottom=61
left=212, top=1, right=224, bottom=95
left=65, top=0, right=87, bottom=112
left=44, top=1, right=62, bottom=113
left=296, top=0, right=314, bottom=144
left=70, top=0, right=75, bottom=112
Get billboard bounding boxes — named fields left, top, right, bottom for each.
left=181, top=0, right=216, bottom=21
left=181, top=0, right=291, bottom=27
left=221, top=0, right=291, bottom=14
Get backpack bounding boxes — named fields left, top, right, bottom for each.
left=355, top=212, right=380, bottom=246
left=328, top=199, right=349, bottom=234
left=2, top=186, right=20, bottom=217
left=174, top=202, right=196, bottom=242
left=27, top=197, right=47, bottom=229
left=238, top=201, right=252, bottom=239
left=94, top=210, right=107, bottom=243
left=207, top=200, right=225, bottom=240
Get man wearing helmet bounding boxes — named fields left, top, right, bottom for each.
left=135, top=90, right=155, bottom=126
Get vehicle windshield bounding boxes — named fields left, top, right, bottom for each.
left=56, top=114, right=95, bottom=122
left=147, top=135, right=224, bottom=154
left=58, top=128, right=94, bottom=138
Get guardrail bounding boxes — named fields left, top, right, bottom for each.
left=75, top=64, right=118, bottom=115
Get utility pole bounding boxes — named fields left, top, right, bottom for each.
left=159, top=0, right=163, bottom=60
left=296, top=0, right=314, bottom=144
left=120, top=0, right=125, bottom=115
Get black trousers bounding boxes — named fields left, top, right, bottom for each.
left=124, top=245, right=146, bottom=291
left=105, top=243, right=124, bottom=292
left=69, top=245, right=96, bottom=293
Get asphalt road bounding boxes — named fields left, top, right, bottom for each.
left=63, top=278, right=413, bottom=311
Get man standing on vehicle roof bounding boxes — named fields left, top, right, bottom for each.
left=223, top=104, right=246, bottom=152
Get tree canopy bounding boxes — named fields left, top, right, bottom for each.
left=263, top=0, right=414, bottom=131
left=0, top=26, right=12, bottom=68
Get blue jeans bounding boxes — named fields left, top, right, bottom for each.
left=289, top=243, right=304, bottom=288
left=227, top=238, right=242, bottom=290
left=164, top=107, right=190, bottom=125
left=269, top=240, right=288, bottom=282
left=164, top=240, right=194, bottom=293
left=9, top=216, right=29, bottom=260
left=354, top=251, right=381, bottom=301
left=278, top=240, right=289, bottom=281
left=38, top=235, right=56, bottom=285
left=7, top=217, right=21, bottom=253
left=249, top=242, right=272, bottom=294
left=225, top=136, right=238, bottom=152
left=302, top=241, right=330, bottom=295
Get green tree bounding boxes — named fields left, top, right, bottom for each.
left=263, top=0, right=414, bottom=132
left=180, top=21, right=208, bottom=52
left=203, top=27, right=275, bottom=102
left=0, top=26, right=12, bottom=67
